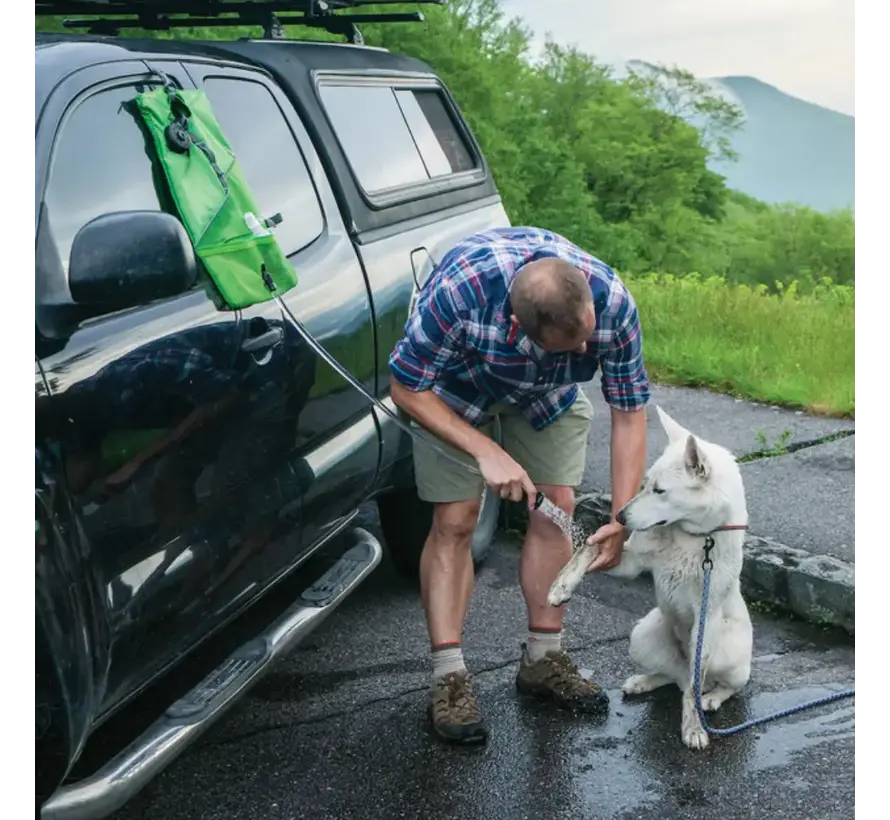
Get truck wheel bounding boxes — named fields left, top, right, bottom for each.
left=377, top=484, right=500, bottom=580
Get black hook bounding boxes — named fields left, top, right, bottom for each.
left=702, top=534, right=715, bottom=570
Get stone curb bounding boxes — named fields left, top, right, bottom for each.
left=739, top=534, right=854, bottom=634
left=499, top=492, right=855, bottom=635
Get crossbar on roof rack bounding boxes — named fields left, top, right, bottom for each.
left=61, top=12, right=429, bottom=43
left=35, top=1, right=443, bottom=16
left=36, top=1, right=444, bottom=44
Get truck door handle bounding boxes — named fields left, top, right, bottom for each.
left=410, top=247, right=435, bottom=289
left=241, top=327, right=284, bottom=353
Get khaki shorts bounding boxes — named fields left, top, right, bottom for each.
left=412, top=390, right=594, bottom=503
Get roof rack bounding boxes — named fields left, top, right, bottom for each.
left=34, top=1, right=444, bottom=45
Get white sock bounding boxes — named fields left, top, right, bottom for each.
left=525, top=628, right=562, bottom=662
left=431, top=643, right=467, bottom=684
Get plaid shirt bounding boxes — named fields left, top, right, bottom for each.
left=388, top=227, right=650, bottom=431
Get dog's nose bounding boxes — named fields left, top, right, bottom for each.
left=616, top=508, right=627, bottom=526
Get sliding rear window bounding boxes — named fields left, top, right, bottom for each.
left=317, top=80, right=481, bottom=205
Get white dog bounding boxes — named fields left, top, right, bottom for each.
left=548, top=406, right=753, bottom=750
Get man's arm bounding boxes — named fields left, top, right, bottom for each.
left=390, top=380, right=491, bottom=465
left=609, top=405, right=648, bottom=519
left=388, top=286, right=536, bottom=504
left=586, top=287, right=650, bottom=571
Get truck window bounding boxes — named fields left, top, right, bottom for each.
left=202, top=77, right=324, bottom=257
left=318, top=83, right=479, bottom=197
left=319, top=84, right=430, bottom=192
left=394, top=89, right=476, bottom=176
left=43, top=84, right=174, bottom=277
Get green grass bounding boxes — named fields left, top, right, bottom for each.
left=624, top=273, right=855, bottom=416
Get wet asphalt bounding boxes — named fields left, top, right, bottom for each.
left=103, top=505, right=855, bottom=820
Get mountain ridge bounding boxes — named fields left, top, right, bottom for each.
left=619, top=60, right=854, bottom=212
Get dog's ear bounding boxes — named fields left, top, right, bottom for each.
left=655, top=405, right=690, bottom=444
left=684, top=435, right=710, bottom=479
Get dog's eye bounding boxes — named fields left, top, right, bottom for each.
left=652, top=486, right=665, bottom=494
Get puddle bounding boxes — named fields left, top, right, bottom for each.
left=747, top=685, right=855, bottom=772
left=752, top=652, right=786, bottom=663
left=559, top=681, right=853, bottom=814
left=569, top=713, right=664, bottom=816
left=486, top=689, right=665, bottom=818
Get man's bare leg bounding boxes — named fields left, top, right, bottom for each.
left=420, top=498, right=489, bottom=743
left=516, top=484, right=610, bottom=714
left=520, top=484, right=574, bottom=638
left=420, top=498, right=479, bottom=649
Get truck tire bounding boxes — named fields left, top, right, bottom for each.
left=377, top=483, right=500, bottom=580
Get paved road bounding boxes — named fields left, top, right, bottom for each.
left=103, top=506, right=855, bottom=820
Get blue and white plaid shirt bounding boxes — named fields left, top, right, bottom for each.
left=389, top=227, right=650, bottom=431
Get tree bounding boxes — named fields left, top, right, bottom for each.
left=626, top=62, right=745, bottom=164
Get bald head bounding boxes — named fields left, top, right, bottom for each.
left=510, top=258, right=594, bottom=349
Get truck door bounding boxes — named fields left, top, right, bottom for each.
left=185, top=62, right=381, bottom=551
left=35, top=60, right=307, bottom=716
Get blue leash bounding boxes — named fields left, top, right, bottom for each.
left=692, top=535, right=855, bottom=736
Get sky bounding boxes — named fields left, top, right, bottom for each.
left=501, top=0, right=854, bottom=115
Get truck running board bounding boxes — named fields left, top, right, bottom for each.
left=41, top=528, right=384, bottom=820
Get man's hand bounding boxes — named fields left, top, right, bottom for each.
left=476, top=442, right=537, bottom=506
left=585, top=520, right=629, bottom=572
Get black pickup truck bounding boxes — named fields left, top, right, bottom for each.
left=35, top=2, right=508, bottom=816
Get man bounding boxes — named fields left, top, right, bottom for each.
left=388, top=226, right=650, bottom=743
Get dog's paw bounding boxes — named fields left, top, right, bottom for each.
left=682, top=724, right=710, bottom=750
left=681, top=703, right=710, bottom=750
left=547, top=581, right=572, bottom=607
left=622, top=674, right=661, bottom=697
left=701, top=693, right=722, bottom=713
left=681, top=696, right=710, bottom=750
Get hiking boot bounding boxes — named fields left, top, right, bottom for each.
left=428, top=671, right=489, bottom=744
left=515, top=644, right=610, bottom=715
